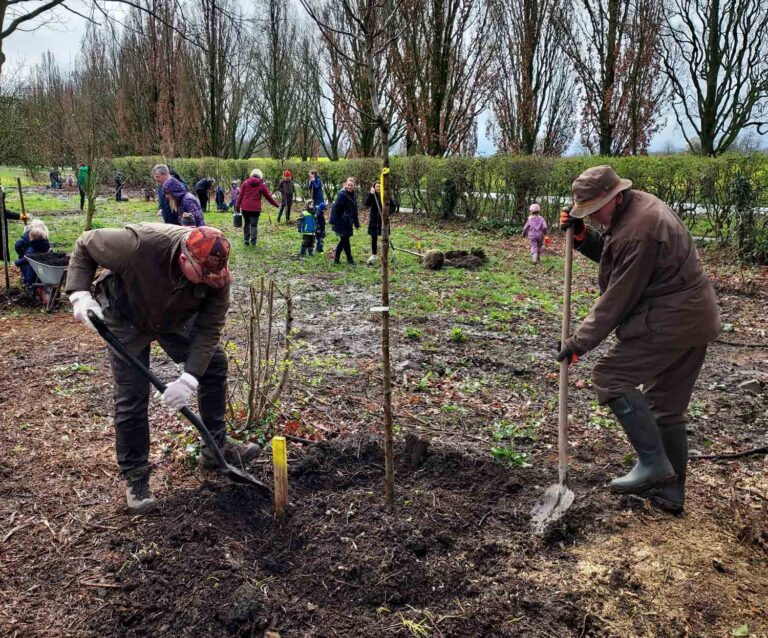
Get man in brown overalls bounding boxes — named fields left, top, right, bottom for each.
left=559, top=165, right=720, bottom=513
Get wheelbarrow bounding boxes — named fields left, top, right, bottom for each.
left=24, top=252, right=69, bottom=312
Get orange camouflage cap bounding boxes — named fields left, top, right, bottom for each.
left=183, top=226, right=230, bottom=274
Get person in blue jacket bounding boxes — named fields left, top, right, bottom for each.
left=14, top=220, right=51, bottom=287
left=307, top=170, right=324, bottom=207
left=329, top=177, right=360, bottom=265
left=297, top=207, right=317, bottom=256
left=162, top=178, right=205, bottom=227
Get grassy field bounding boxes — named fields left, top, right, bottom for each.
left=4, top=185, right=599, bottom=331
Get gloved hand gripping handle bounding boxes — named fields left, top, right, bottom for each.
left=87, top=311, right=230, bottom=475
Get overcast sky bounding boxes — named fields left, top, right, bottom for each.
left=4, top=10, right=751, bottom=156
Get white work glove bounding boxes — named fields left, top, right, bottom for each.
left=69, top=290, right=104, bottom=332
left=161, top=372, right=199, bottom=410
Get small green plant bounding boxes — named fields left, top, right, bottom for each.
left=588, top=403, right=617, bottom=430
left=54, top=362, right=97, bottom=375
left=491, top=445, right=530, bottom=467
left=404, top=327, right=423, bottom=340
left=689, top=399, right=708, bottom=419
left=416, top=371, right=433, bottom=391
left=490, top=419, right=538, bottom=442
left=449, top=327, right=466, bottom=342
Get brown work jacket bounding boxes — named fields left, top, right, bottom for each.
left=572, top=190, right=720, bottom=354
left=66, top=223, right=229, bottom=377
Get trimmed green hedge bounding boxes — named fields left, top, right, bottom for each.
left=112, top=153, right=768, bottom=262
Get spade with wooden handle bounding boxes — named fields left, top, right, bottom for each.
left=530, top=225, right=576, bottom=534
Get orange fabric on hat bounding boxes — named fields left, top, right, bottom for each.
left=184, top=227, right=230, bottom=273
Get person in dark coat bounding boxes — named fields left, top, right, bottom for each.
left=307, top=170, right=324, bottom=207
left=153, top=164, right=187, bottom=224
left=277, top=170, right=295, bottom=223
left=115, top=171, right=125, bottom=202
left=14, top=221, right=51, bottom=287
left=329, top=177, right=360, bottom=265
left=195, top=178, right=215, bottom=213
left=364, top=182, right=396, bottom=265
left=314, top=201, right=327, bottom=253
left=49, top=169, right=60, bottom=189
left=234, top=169, right=280, bottom=245
left=215, top=185, right=228, bottom=211
left=162, top=178, right=205, bottom=227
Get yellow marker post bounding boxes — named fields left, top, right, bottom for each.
left=272, top=436, right=288, bottom=521
left=379, top=167, right=390, bottom=207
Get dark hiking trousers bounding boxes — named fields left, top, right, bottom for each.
left=242, top=211, right=260, bottom=244
left=197, top=189, right=209, bottom=213
left=106, top=321, right=228, bottom=474
left=278, top=195, right=293, bottom=222
left=335, top=236, right=353, bottom=262
left=592, top=341, right=707, bottom=428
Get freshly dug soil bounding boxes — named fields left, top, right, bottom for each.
left=25, top=251, right=69, bottom=267
left=85, top=437, right=607, bottom=637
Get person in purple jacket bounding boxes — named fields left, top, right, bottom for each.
left=522, top=203, right=548, bottom=264
left=162, top=178, right=205, bottom=227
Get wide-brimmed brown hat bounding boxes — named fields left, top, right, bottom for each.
left=570, top=165, right=632, bottom=219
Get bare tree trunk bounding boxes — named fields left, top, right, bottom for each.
left=365, top=8, right=394, bottom=506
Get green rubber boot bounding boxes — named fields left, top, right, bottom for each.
left=649, top=423, right=688, bottom=514
left=607, top=390, right=676, bottom=494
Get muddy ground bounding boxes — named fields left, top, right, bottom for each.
left=0, top=222, right=767, bottom=637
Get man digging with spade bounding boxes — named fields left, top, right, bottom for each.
left=66, top=224, right=259, bottom=512
left=558, top=165, right=720, bottom=514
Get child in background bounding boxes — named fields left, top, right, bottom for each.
left=14, top=220, right=51, bottom=287
left=277, top=171, right=295, bottom=223
left=522, top=203, right=548, bottom=264
left=215, top=184, right=228, bottom=211
left=229, top=181, right=240, bottom=209
left=314, top=202, right=327, bottom=253
left=180, top=212, right=196, bottom=227
left=298, top=204, right=317, bottom=256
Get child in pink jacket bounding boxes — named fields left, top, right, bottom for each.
left=522, top=203, right=548, bottom=264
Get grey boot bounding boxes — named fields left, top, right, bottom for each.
left=607, top=390, right=676, bottom=494
left=648, top=423, right=688, bottom=513
left=124, top=466, right=157, bottom=513
left=200, top=438, right=261, bottom=470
